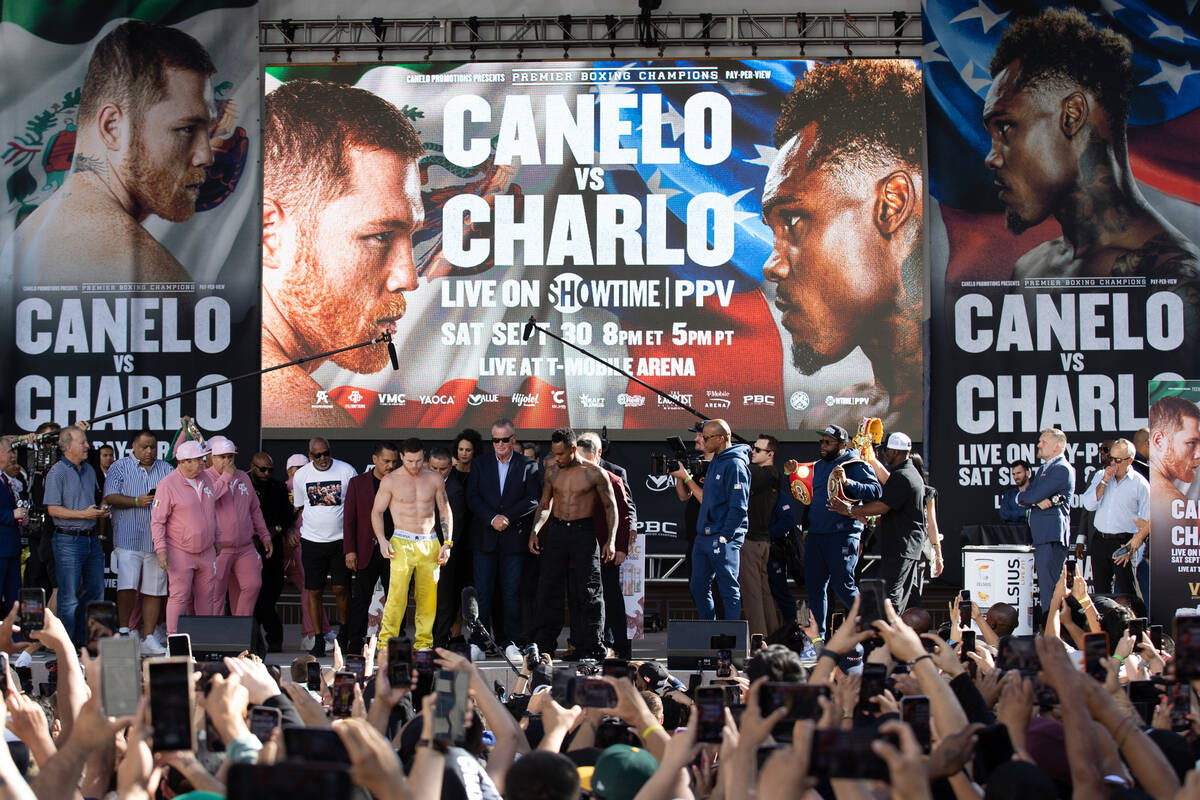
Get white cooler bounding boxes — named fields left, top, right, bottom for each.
left=961, top=545, right=1037, bottom=635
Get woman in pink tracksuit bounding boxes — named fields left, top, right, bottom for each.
left=206, top=437, right=273, bottom=616
left=150, top=440, right=231, bottom=633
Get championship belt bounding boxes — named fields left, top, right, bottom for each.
left=828, top=458, right=867, bottom=505
left=788, top=462, right=815, bottom=505
left=852, top=417, right=883, bottom=463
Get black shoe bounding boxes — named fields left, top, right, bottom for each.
left=267, top=641, right=283, bottom=654
left=309, top=637, right=326, bottom=658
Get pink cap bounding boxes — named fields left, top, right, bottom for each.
left=209, top=436, right=237, bottom=455
left=176, top=440, right=208, bottom=460
left=286, top=453, right=308, bottom=470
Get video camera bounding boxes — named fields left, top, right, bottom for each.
left=649, top=436, right=707, bottom=478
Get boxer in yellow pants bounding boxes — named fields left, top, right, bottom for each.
left=372, top=439, right=453, bottom=650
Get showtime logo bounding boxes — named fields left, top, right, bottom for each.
left=467, top=393, right=499, bottom=406
left=512, top=393, right=539, bottom=407
left=420, top=395, right=456, bottom=405
left=618, top=394, right=645, bottom=407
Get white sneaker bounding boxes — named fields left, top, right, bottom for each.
left=139, top=637, right=166, bottom=656
left=300, top=635, right=315, bottom=651
left=154, top=623, right=167, bottom=641
left=504, top=644, right=523, bottom=665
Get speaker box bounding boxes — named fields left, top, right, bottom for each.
left=178, top=616, right=254, bottom=662
left=666, top=619, right=748, bottom=670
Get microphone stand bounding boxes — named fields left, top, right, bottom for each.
left=522, top=316, right=747, bottom=444
left=44, top=332, right=403, bottom=430
left=465, top=617, right=522, bottom=676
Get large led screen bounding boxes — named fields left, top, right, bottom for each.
left=261, top=59, right=924, bottom=439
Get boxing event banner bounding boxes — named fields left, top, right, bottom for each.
left=1148, top=381, right=1200, bottom=622
left=261, top=59, right=924, bottom=440
left=924, top=1, right=1200, bottom=583
left=0, top=2, right=260, bottom=453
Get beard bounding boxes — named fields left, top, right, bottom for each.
left=820, top=449, right=840, bottom=462
left=280, top=227, right=408, bottom=375
left=127, top=131, right=205, bottom=223
left=791, top=340, right=832, bottom=376
left=1004, top=208, right=1034, bottom=235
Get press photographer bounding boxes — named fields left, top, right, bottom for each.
left=663, top=424, right=712, bottom=593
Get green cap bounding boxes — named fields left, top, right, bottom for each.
left=592, top=745, right=658, bottom=800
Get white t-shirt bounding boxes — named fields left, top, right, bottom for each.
left=291, top=459, right=357, bottom=543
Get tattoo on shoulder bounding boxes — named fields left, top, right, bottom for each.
left=72, top=154, right=105, bottom=175
left=1111, top=232, right=1200, bottom=281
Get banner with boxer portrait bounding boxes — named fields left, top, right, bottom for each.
left=0, top=1, right=260, bottom=455
left=1148, top=381, right=1200, bottom=622
left=924, top=1, right=1200, bottom=584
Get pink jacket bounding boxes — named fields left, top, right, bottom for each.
left=150, top=469, right=231, bottom=555
left=205, top=467, right=270, bottom=550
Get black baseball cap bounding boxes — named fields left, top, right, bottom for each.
left=817, top=424, right=848, bottom=443
left=687, top=420, right=710, bottom=433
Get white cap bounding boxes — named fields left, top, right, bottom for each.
left=286, top=453, right=309, bottom=470
left=886, top=432, right=912, bottom=451
left=176, top=440, right=208, bottom=460
left=209, top=435, right=237, bottom=455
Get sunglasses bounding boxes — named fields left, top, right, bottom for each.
left=309, top=450, right=331, bottom=459
left=751, top=446, right=773, bottom=454
left=701, top=433, right=726, bottom=441
left=492, top=435, right=514, bottom=444
left=250, top=464, right=272, bottom=472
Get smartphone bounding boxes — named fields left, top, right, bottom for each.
left=344, top=654, right=366, bottom=679
left=856, top=663, right=888, bottom=722
left=550, top=667, right=575, bottom=707
left=99, top=636, right=140, bottom=717
left=1112, top=544, right=1133, bottom=561
left=859, top=579, right=886, bottom=627
left=85, top=601, right=118, bottom=654
left=573, top=677, right=617, bottom=708
left=1169, top=683, right=1192, bottom=732
left=167, top=633, right=191, bottom=658
left=1150, top=625, right=1164, bottom=652
left=413, top=649, right=437, bottom=675
left=1128, top=680, right=1162, bottom=726
left=960, top=590, right=972, bottom=628
left=0, top=653, right=9, bottom=696
left=602, top=658, right=630, bottom=679
left=1084, top=632, right=1111, bottom=682
left=758, top=683, right=830, bottom=721
left=282, top=727, right=351, bottom=764
left=901, top=695, right=932, bottom=753
left=448, top=640, right=472, bottom=663
left=696, top=686, right=726, bottom=743
left=387, top=637, right=411, bottom=688
left=960, top=630, right=976, bottom=661
left=19, top=588, right=44, bottom=633
left=751, top=633, right=765, bottom=652
left=1065, top=559, right=1077, bottom=585
left=330, top=671, right=355, bottom=718
left=798, top=601, right=812, bottom=629
left=996, top=635, right=1039, bottom=673
left=716, top=648, right=732, bottom=678
left=809, top=728, right=891, bottom=782
left=145, top=657, right=195, bottom=752
left=305, top=661, right=322, bottom=692
left=973, top=723, right=1014, bottom=784
left=433, top=669, right=470, bottom=745
left=227, top=762, right=351, bottom=800
left=1175, top=616, right=1200, bottom=682
left=249, top=706, right=282, bottom=743
left=205, top=711, right=226, bottom=752
left=1129, top=618, right=1147, bottom=642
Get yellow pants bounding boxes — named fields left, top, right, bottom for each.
left=379, top=536, right=440, bottom=650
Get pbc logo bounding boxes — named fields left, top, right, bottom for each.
left=378, top=393, right=407, bottom=406
left=743, top=394, right=776, bottom=407
left=512, top=393, right=539, bottom=408
left=618, top=393, right=645, bottom=407
left=419, top=395, right=456, bottom=405
left=638, top=519, right=679, bottom=536
left=579, top=394, right=605, bottom=409
left=467, top=393, right=499, bottom=407
left=705, top=398, right=731, bottom=409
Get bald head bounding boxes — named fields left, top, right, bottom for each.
left=986, top=603, right=1019, bottom=637
left=900, top=607, right=932, bottom=634
left=1132, top=428, right=1150, bottom=458
left=700, top=419, right=733, bottom=456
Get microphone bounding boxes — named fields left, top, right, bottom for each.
left=522, top=316, right=537, bottom=342
left=461, top=586, right=480, bottom=629
left=387, top=340, right=400, bottom=371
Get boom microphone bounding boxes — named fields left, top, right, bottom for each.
left=387, top=340, right=400, bottom=371
left=462, top=586, right=480, bottom=628
left=522, top=316, right=537, bottom=342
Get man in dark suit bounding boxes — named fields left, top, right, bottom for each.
left=342, top=442, right=397, bottom=653
left=467, top=418, right=541, bottom=648
left=1016, top=428, right=1076, bottom=611
left=430, top=446, right=470, bottom=647
left=0, top=438, right=25, bottom=612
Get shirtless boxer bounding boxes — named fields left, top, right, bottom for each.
left=373, top=438, right=451, bottom=650
left=528, top=428, right=617, bottom=660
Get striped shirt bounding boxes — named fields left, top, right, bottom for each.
left=104, top=456, right=172, bottom=552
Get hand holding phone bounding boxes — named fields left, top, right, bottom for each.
left=386, top=638, right=411, bottom=688
left=696, top=687, right=725, bottom=743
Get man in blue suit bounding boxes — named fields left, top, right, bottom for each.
left=1016, top=428, right=1076, bottom=611
left=0, top=438, right=23, bottom=612
left=467, top=418, right=542, bottom=649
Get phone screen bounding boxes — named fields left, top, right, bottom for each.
left=147, top=659, right=193, bottom=752
left=758, top=683, right=829, bottom=721
left=1175, top=616, right=1200, bottom=682
left=1170, top=683, right=1192, bottom=732
left=100, top=636, right=140, bottom=717
left=413, top=649, right=437, bottom=674
left=1065, top=559, right=1076, bottom=584
left=1150, top=625, right=1164, bottom=651
left=959, top=590, right=972, bottom=627
left=1084, top=633, right=1110, bottom=682
left=19, top=588, right=44, bottom=632
left=167, top=634, right=191, bottom=658
left=901, top=695, right=932, bottom=753
left=1130, top=618, right=1147, bottom=642
left=330, top=672, right=355, bottom=717
left=573, top=678, right=617, bottom=708
left=249, top=706, right=281, bottom=743
left=809, top=728, right=891, bottom=781
left=716, top=648, right=732, bottom=678
left=856, top=663, right=887, bottom=721
left=961, top=630, right=976, bottom=660
left=282, top=727, right=351, bottom=764
left=433, top=670, right=470, bottom=744
left=344, top=655, right=366, bottom=679
left=602, top=659, right=629, bottom=679
left=751, top=634, right=765, bottom=651
left=387, top=638, right=411, bottom=687
left=859, top=580, right=886, bottom=626
left=85, top=601, right=118, bottom=654
left=227, top=763, right=352, bottom=800
left=306, top=661, right=322, bottom=692
left=696, top=687, right=725, bottom=743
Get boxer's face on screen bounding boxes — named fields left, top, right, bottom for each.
left=762, top=123, right=891, bottom=375
left=274, top=147, right=423, bottom=374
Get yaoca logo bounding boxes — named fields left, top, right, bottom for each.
left=419, top=394, right=456, bottom=405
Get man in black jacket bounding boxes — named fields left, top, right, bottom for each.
left=249, top=452, right=296, bottom=652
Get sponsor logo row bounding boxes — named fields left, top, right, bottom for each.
left=313, top=389, right=864, bottom=411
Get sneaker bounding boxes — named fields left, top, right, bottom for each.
left=503, top=643, right=523, bottom=665
left=154, top=623, right=167, bottom=642
left=300, top=635, right=315, bottom=651
left=139, top=637, right=166, bottom=657
left=309, top=636, right=327, bottom=658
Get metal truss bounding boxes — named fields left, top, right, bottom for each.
left=260, top=12, right=920, bottom=59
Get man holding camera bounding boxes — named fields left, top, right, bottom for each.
left=1018, top=428, right=1076, bottom=611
